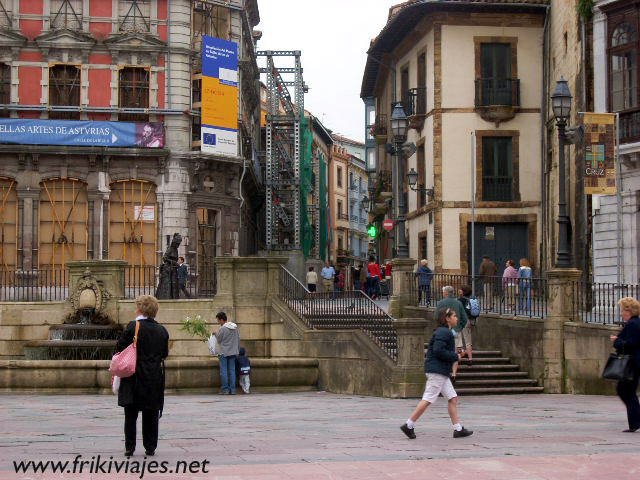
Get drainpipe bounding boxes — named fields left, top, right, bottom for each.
left=540, top=5, right=550, bottom=274
left=167, top=3, right=172, bottom=109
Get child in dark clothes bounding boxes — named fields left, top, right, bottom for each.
left=236, top=347, right=251, bottom=393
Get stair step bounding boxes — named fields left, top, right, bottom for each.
left=423, top=348, right=503, bottom=357
left=456, top=371, right=530, bottom=379
left=457, top=386, right=545, bottom=395
left=456, top=364, right=520, bottom=371
left=455, top=379, right=538, bottom=386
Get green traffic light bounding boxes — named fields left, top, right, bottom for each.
left=367, top=225, right=377, bottom=238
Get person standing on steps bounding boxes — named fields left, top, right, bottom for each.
left=306, top=266, right=318, bottom=293
left=457, top=285, right=476, bottom=366
left=215, top=311, right=240, bottom=395
left=177, top=257, right=190, bottom=299
left=400, top=308, right=473, bottom=440
left=434, top=285, right=468, bottom=382
left=320, top=261, right=335, bottom=295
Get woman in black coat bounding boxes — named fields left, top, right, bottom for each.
left=116, top=295, right=169, bottom=456
left=610, top=297, right=640, bottom=432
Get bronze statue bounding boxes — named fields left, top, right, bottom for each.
left=155, top=233, right=182, bottom=299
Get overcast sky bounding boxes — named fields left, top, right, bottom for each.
left=256, top=0, right=392, bottom=142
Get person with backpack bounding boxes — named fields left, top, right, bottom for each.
left=434, top=286, right=468, bottom=382
left=458, top=285, right=478, bottom=367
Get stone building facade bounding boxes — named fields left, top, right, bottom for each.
left=361, top=0, right=547, bottom=275
left=0, top=0, right=262, bottom=280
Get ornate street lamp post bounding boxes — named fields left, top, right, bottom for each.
left=551, top=78, right=573, bottom=268
left=390, top=102, right=409, bottom=258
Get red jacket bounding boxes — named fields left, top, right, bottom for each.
left=368, top=263, right=381, bottom=278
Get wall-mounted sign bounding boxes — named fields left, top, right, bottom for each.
left=485, top=226, right=495, bottom=240
left=134, top=205, right=155, bottom=222
left=0, top=119, right=164, bottom=148
left=579, top=113, right=616, bottom=195
left=201, top=35, right=238, bottom=156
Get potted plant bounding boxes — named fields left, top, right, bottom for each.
left=370, top=123, right=388, bottom=145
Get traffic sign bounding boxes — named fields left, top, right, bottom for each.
left=383, top=219, right=394, bottom=231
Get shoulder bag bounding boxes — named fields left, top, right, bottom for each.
left=602, top=348, right=635, bottom=382
left=109, top=321, right=140, bottom=378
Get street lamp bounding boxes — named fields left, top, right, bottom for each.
left=389, top=102, right=409, bottom=258
left=551, top=78, right=573, bottom=268
left=406, top=167, right=434, bottom=201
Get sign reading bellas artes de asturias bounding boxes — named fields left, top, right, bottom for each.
left=579, top=113, right=616, bottom=195
left=0, top=119, right=164, bottom=148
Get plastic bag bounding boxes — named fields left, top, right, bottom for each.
left=112, top=376, right=120, bottom=395
left=207, top=334, right=218, bottom=355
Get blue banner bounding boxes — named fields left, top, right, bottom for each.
left=0, top=119, right=165, bottom=148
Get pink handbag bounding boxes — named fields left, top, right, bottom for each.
left=109, top=321, right=140, bottom=378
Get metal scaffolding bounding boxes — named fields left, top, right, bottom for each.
left=257, top=50, right=305, bottom=251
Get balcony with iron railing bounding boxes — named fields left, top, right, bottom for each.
left=482, top=176, right=513, bottom=202
left=474, top=78, right=520, bottom=124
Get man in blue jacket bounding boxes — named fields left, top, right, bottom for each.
left=400, top=307, right=473, bottom=439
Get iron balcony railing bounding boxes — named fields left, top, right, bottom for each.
left=406, top=87, right=427, bottom=116
left=572, top=281, right=640, bottom=325
left=278, top=265, right=397, bottom=361
left=475, top=78, right=520, bottom=107
left=482, top=176, right=513, bottom=201
left=0, top=268, right=69, bottom=302
left=122, top=264, right=217, bottom=299
left=409, top=273, right=548, bottom=319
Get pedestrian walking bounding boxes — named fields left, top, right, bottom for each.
left=610, top=297, right=640, bottom=432
left=434, top=286, right=468, bottom=382
left=177, top=257, right=190, bottom=298
left=235, top=347, right=251, bottom=394
left=478, top=255, right=497, bottom=310
left=502, top=259, right=518, bottom=311
left=400, top=307, right=473, bottom=440
left=367, top=258, right=381, bottom=299
left=336, top=268, right=345, bottom=293
left=116, top=295, right=169, bottom=457
left=517, top=258, right=533, bottom=313
left=320, top=261, right=335, bottom=295
left=215, top=311, right=240, bottom=395
left=457, top=285, right=477, bottom=366
left=306, top=266, right=318, bottom=293
left=415, top=259, right=433, bottom=306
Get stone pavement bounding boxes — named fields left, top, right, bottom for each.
left=1, top=392, right=639, bottom=479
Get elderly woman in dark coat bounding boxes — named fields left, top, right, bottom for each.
left=116, top=295, right=169, bottom=456
left=610, top=297, right=640, bottom=432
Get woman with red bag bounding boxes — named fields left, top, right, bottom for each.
left=116, top=295, right=169, bottom=457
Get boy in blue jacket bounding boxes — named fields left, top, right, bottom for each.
left=400, top=307, right=473, bottom=439
left=236, top=347, right=251, bottom=394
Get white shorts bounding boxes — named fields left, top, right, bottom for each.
left=421, top=373, right=457, bottom=403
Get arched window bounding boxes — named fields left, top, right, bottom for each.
left=610, top=22, right=638, bottom=111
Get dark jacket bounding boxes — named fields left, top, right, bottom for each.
left=177, top=263, right=188, bottom=284
left=425, top=326, right=459, bottom=376
left=235, top=347, right=251, bottom=376
left=614, top=316, right=640, bottom=368
left=116, top=318, right=169, bottom=411
left=435, top=297, right=468, bottom=332
left=479, top=259, right=497, bottom=280
left=415, top=266, right=433, bottom=286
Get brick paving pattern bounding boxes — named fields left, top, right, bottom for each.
left=1, top=392, right=639, bottom=479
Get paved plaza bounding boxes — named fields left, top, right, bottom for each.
left=1, top=392, right=639, bottom=479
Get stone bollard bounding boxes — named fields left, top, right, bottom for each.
left=394, top=317, right=429, bottom=366
left=389, top=258, right=417, bottom=319
left=543, top=268, right=581, bottom=393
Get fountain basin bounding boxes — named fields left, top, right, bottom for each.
left=23, top=340, right=117, bottom=361
left=49, top=324, right=122, bottom=341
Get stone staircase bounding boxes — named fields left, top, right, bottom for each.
left=425, top=347, right=544, bottom=395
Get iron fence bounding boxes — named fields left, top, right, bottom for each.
left=572, top=281, right=639, bottom=325
left=0, top=268, right=69, bottom=301
left=409, top=273, right=547, bottom=318
left=279, top=266, right=397, bottom=361
left=122, top=264, right=217, bottom=299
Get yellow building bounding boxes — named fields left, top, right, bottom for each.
left=361, top=0, right=548, bottom=274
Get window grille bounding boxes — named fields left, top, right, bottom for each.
left=49, top=64, right=80, bottom=120
left=192, top=1, right=230, bottom=61
left=482, top=137, right=513, bottom=202
left=118, top=0, right=150, bottom=33
left=0, top=1, right=11, bottom=29
left=50, top=0, right=82, bottom=30
left=119, top=67, right=149, bottom=122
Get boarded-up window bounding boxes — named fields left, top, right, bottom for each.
left=0, top=1, right=12, bottom=29
left=0, top=178, right=17, bottom=272
left=50, top=0, right=82, bottom=30
left=192, top=1, right=230, bottom=54
left=39, top=178, right=88, bottom=271
left=197, top=208, right=217, bottom=295
left=109, top=180, right=157, bottom=267
left=49, top=64, right=80, bottom=120
left=0, top=63, right=10, bottom=117
left=119, top=67, right=149, bottom=122
left=118, top=0, right=150, bottom=33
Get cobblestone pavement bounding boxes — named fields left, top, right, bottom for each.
left=1, top=392, right=639, bottom=479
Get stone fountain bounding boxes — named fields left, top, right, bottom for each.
left=23, top=262, right=126, bottom=361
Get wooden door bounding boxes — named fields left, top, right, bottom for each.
left=197, top=208, right=217, bottom=295
left=39, top=178, right=88, bottom=272
left=109, top=180, right=157, bottom=268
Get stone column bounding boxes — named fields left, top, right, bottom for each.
left=16, top=188, right=39, bottom=271
left=544, top=268, right=581, bottom=393
left=389, top=258, right=416, bottom=319
left=388, top=317, right=428, bottom=398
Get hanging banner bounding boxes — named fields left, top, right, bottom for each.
left=0, top=119, right=164, bottom=147
left=201, top=35, right=238, bottom=156
left=579, top=112, right=616, bottom=195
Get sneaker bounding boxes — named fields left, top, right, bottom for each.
left=400, top=423, right=416, bottom=439
left=218, top=390, right=227, bottom=395
left=145, top=450, right=155, bottom=456
left=229, top=391, right=236, bottom=395
left=623, top=428, right=638, bottom=432
left=467, top=360, right=473, bottom=367
left=124, top=449, right=134, bottom=457
left=453, top=427, right=473, bottom=438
